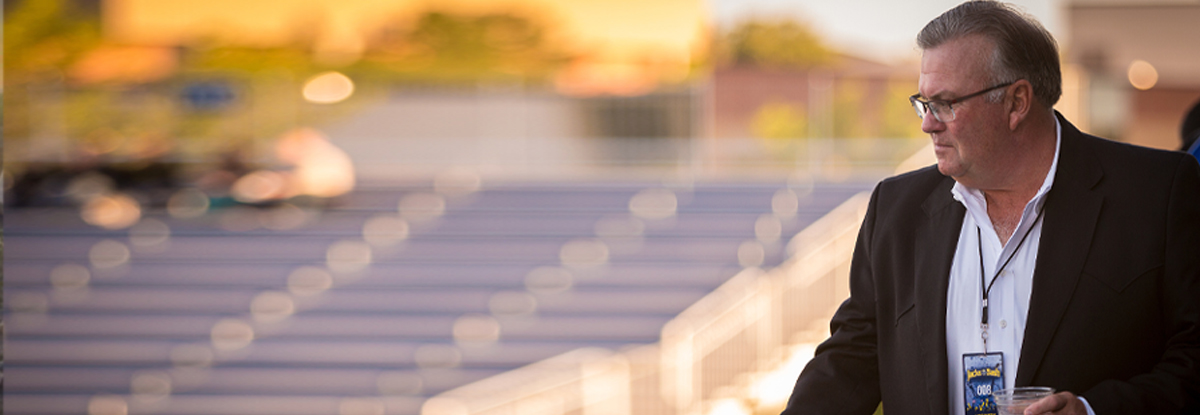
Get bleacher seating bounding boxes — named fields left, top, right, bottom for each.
left=4, top=178, right=870, bottom=415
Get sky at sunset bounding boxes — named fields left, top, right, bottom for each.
left=106, top=0, right=1060, bottom=64
left=105, top=0, right=707, bottom=62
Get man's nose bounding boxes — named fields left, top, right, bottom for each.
left=921, top=110, right=944, bottom=134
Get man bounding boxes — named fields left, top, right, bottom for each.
left=781, top=1, right=1200, bottom=414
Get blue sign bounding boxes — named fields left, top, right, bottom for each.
left=182, top=81, right=236, bottom=111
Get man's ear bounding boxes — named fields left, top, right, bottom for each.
left=1008, top=80, right=1033, bottom=130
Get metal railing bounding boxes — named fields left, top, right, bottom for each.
left=424, top=189, right=871, bottom=415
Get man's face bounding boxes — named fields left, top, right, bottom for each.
left=918, top=35, right=1012, bottom=188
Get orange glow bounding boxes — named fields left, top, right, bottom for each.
left=231, top=170, right=288, bottom=203
left=555, top=60, right=659, bottom=96
left=81, top=194, right=143, bottom=229
left=274, top=128, right=356, bottom=198
left=69, top=46, right=177, bottom=85
left=106, top=0, right=707, bottom=93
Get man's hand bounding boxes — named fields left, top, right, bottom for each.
left=1022, top=391, right=1088, bottom=415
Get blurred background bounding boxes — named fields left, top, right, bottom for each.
left=4, top=0, right=1198, bottom=415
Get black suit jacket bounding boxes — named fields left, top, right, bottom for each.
left=783, top=115, right=1200, bottom=415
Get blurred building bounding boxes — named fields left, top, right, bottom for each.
left=1065, top=0, right=1200, bottom=149
left=710, top=54, right=919, bottom=140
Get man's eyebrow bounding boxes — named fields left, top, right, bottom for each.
left=923, top=90, right=951, bottom=101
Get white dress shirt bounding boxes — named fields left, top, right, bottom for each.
left=944, top=119, right=1091, bottom=415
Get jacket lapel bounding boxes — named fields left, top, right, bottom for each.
left=1015, top=116, right=1104, bottom=385
left=917, top=176, right=964, bottom=415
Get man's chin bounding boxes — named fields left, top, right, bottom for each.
left=935, top=161, right=956, bottom=177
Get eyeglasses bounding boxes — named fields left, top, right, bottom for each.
left=909, top=81, right=1015, bottom=123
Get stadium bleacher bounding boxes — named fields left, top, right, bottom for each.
left=4, top=178, right=871, bottom=415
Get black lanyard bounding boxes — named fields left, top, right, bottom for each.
left=977, top=205, right=1045, bottom=349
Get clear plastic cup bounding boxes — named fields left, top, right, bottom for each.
left=992, top=386, right=1055, bottom=415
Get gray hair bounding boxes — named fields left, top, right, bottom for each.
left=917, top=0, right=1061, bottom=107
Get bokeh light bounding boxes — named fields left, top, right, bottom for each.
left=339, top=398, right=385, bottom=415
left=274, top=128, right=357, bottom=199
left=453, top=313, right=502, bottom=345
left=559, top=239, right=610, bottom=268
left=89, top=239, right=132, bottom=269
left=81, top=194, right=142, bottom=229
left=130, top=371, right=173, bottom=402
left=167, top=188, right=211, bottom=219
left=1128, top=59, right=1158, bottom=90
left=128, top=218, right=171, bottom=252
left=287, top=266, right=335, bottom=296
left=65, top=172, right=115, bottom=203
left=250, top=291, right=296, bottom=323
left=363, top=215, right=410, bottom=247
left=231, top=170, right=287, bottom=204
left=738, top=240, right=765, bottom=267
left=326, top=240, right=373, bottom=274
left=210, top=318, right=255, bottom=351
left=260, top=203, right=313, bottom=231
left=303, top=71, right=355, bottom=104
left=629, top=188, right=678, bottom=219
left=87, top=395, right=129, bottom=415
left=50, top=263, right=92, bottom=290
left=434, top=168, right=483, bottom=197
left=772, top=188, right=801, bottom=217
left=524, top=267, right=574, bottom=295
left=707, top=398, right=750, bottom=415
left=488, top=291, right=538, bottom=317
left=399, top=193, right=447, bottom=222
left=755, top=214, right=783, bottom=243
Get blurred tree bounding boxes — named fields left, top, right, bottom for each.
left=4, top=6, right=572, bottom=165
left=363, top=10, right=570, bottom=84
left=833, top=80, right=867, bottom=138
left=716, top=19, right=832, bottom=69
left=3, top=0, right=103, bottom=142
left=880, top=80, right=925, bottom=139
left=752, top=101, right=808, bottom=139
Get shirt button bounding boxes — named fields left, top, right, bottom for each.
left=1000, top=319, right=1008, bottom=329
